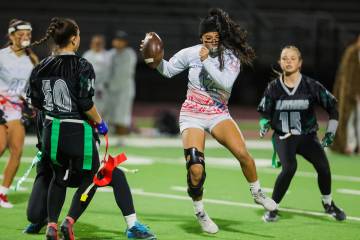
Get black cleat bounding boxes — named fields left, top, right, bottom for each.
left=262, top=210, right=279, bottom=222
left=23, top=221, right=47, bottom=234
left=322, top=201, right=346, bottom=221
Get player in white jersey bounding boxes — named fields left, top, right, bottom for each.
left=0, top=19, right=38, bottom=208
left=82, top=35, right=111, bottom=115
left=142, top=8, right=276, bottom=234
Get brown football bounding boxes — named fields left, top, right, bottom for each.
left=141, top=32, right=164, bottom=69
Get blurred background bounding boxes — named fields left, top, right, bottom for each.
left=0, top=0, right=359, bottom=141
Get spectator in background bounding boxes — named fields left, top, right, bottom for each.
left=83, top=35, right=111, bottom=115
left=107, top=31, right=137, bottom=136
left=332, top=34, right=360, bottom=155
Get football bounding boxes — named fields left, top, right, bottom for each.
left=141, top=32, right=164, bottom=69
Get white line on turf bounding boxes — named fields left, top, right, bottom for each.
left=337, top=189, right=360, bottom=196
left=130, top=189, right=360, bottom=222
left=3, top=176, right=359, bottom=221
left=2, top=156, right=360, bottom=183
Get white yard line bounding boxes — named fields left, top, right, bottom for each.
left=3, top=176, right=359, bottom=221
left=337, top=189, right=360, bottom=196
left=130, top=189, right=360, bottom=222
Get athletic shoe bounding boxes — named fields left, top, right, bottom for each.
left=46, top=223, right=58, bottom=240
left=322, top=201, right=346, bottom=221
left=0, top=193, right=13, bottom=208
left=262, top=210, right=279, bottom=222
left=60, top=217, right=75, bottom=240
left=195, top=211, right=219, bottom=234
left=126, top=221, right=157, bottom=239
left=23, top=221, right=47, bottom=234
left=252, top=189, right=277, bottom=211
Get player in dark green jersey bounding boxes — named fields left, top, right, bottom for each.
left=258, top=45, right=346, bottom=222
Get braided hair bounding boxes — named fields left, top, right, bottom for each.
left=199, top=8, right=256, bottom=70
left=29, top=17, right=78, bottom=49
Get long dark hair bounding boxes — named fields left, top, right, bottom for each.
left=29, top=17, right=78, bottom=49
left=199, top=8, right=256, bottom=69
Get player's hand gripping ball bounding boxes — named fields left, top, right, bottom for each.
left=140, top=32, right=164, bottom=69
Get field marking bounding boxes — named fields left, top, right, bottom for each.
left=2, top=155, right=360, bottom=184
left=170, top=185, right=290, bottom=195
left=131, top=189, right=360, bottom=222
left=2, top=175, right=359, bottom=221
left=337, top=189, right=360, bottom=196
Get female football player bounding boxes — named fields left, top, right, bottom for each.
left=27, top=17, right=155, bottom=240
left=0, top=19, right=38, bottom=208
left=141, top=8, right=276, bottom=234
left=257, top=45, right=346, bottom=222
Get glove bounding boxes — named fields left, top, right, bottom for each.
left=96, top=120, right=108, bottom=135
left=321, top=132, right=335, bottom=148
left=20, top=99, right=36, bottom=127
left=259, top=118, right=271, bottom=138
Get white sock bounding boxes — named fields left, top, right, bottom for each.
left=322, top=194, right=332, bottom=205
left=193, top=200, right=204, bottom=214
left=0, top=186, right=9, bottom=195
left=124, top=213, right=137, bottom=228
left=249, top=180, right=261, bottom=194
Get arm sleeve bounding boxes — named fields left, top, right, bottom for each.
left=257, top=84, right=275, bottom=121
left=202, top=55, right=240, bottom=91
left=314, top=81, right=339, bottom=134
left=315, top=81, right=339, bottom=120
left=156, top=48, right=189, bottom=78
left=26, top=67, right=42, bottom=109
left=77, top=59, right=95, bottom=112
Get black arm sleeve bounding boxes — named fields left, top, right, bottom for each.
left=257, top=83, right=275, bottom=120
left=314, top=81, right=339, bottom=120
left=77, top=59, right=95, bottom=112
left=27, top=67, right=43, bottom=110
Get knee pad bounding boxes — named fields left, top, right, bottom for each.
left=184, top=147, right=206, bottom=199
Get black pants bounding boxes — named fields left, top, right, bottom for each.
left=272, top=133, right=332, bottom=204
left=26, top=159, right=52, bottom=223
left=26, top=155, right=135, bottom=224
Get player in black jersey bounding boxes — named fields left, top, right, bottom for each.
left=26, top=18, right=156, bottom=240
left=257, top=45, right=346, bottom=222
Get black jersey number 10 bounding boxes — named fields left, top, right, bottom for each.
left=42, top=79, right=72, bottom=112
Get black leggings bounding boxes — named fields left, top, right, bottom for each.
left=27, top=162, right=135, bottom=224
left=272, top=133, right=332, bottom=204
left=26, top=160, right=52, bottom=223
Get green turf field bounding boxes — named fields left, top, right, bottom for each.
left=0, top=137, right=359, bottom=240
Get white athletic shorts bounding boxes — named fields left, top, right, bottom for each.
left=0, top=103, right=21, bottom=122
left=179, top=113, right=232, bottom=134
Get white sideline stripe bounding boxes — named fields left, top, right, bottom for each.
left=130, top=189, right=360, bottom=222
left=23, top=136, right=273, bottom=149
left=337, top=189, right=360, bottom=196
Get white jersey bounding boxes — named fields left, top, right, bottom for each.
left=82, top=49, right=111, bottom=89
left=0, top=46, right=33, bottom=102
left=157, top=44, right=240, bottom=117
